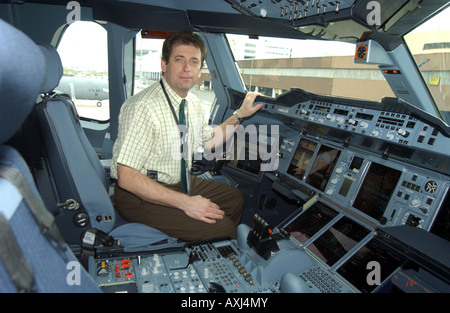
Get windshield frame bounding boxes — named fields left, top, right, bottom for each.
left=403, top=6, right=450, bottom=124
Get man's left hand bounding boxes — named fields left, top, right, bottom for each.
left=237, top=91, right=263, bottom=119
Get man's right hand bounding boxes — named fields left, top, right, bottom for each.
left=117, top=165, right=225, bottom=225
left=181, top=195, right=224, bottom=224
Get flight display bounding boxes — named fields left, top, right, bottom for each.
left=430, top=189, right=450, bottom=242
left=306, top=216, right=371, bottom=266
left=337, top=239, right=406, bottom=293
left=353, top=162, right=402, bottom=222
left=227, top=135, right=262, bottom=176
left=284, top=201, right=338, bottom=244
left=287, top=138, right=317, bottom=181
left=305, top=145, right=341, bottom=192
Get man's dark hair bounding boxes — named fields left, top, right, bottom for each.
left=162, top=31, right=207, bottom=68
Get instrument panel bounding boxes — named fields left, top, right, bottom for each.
left=89, top=208, right=449, bottom=293
left=227, top=87, right=450, bottom=242
left=90, top=88, right=450, bottom=294
left=272, top=103, right=450, bottom=236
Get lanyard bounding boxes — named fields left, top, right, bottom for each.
left=160, top=79, right=186, bottom=128
left=160, top=80, right=191, bottom=194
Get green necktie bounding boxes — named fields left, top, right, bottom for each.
left=179, top=99, right=188, bottom=193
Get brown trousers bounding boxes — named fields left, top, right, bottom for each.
left=113, top=176, right=244, bottom=242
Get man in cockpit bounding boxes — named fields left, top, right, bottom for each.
left=111, top=31, right=262, bottom=242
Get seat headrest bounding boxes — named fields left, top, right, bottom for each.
left=38, top=45, right=63, bottom=94
left=0, top=19, right=45, bottom=144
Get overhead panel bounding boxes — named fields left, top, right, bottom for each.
left=226, top=0, right=356, bottom=22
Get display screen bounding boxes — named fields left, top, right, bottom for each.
left=305, top=145, right=341, bottom=191
left=355, top=112, right=374, bottom=121
left=337, top=156, right=364, bottom=197
left=338, top=176, right=354, bottom=197
left=353, top=162, right=401, bottom=222
left=307, top=216, right=371, bottom=266
left=227, top=137, right=262, bottom=176
left=334, top=108, right=348, bottom=116
left=287, top=139, right=318, bottom=181
left=285, top=202, right=338, bottom=244
left=349, top=156, right=364, bottom=171
left=337, top=239, right=406, bottom=293
left=430, top=189, right=450, bottom=242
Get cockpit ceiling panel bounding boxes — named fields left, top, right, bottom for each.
left=225, top=0, right=356, bottom=21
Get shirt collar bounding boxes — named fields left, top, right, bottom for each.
left=161, top=77, right=186, bottom=110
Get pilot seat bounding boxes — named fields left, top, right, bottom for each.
left=32, top=43, right=183, bottom=255
left=0, top=18, right=100, bottom=292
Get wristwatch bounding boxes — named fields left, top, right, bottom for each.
left=233, top=110, right=243, bottom=122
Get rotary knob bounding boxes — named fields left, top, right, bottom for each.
left=398, top=128, right=409, bottom=137
left=348, top=119, right=358, bottom=126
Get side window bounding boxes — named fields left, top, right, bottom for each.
left=133, top=31, right=164, bottom=95
left=56, top=21, right=109, bottom=121
left=133, top=31, right=216, bottom=121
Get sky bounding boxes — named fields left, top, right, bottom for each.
left=57, top=22, right=108, bottom=72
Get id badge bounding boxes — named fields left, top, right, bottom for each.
left=181, top=127, right=191, bottom=195
left=185, top=164, right=191, bottom=195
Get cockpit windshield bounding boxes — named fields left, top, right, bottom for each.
left=404, top=6, right=450, bottom=124
left=226, top=34, right=395, bottom=103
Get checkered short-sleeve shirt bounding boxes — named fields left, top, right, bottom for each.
left=110, top=78, right=213, bottom=184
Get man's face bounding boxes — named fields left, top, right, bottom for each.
left=161, top=43, right=202, bottom=98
